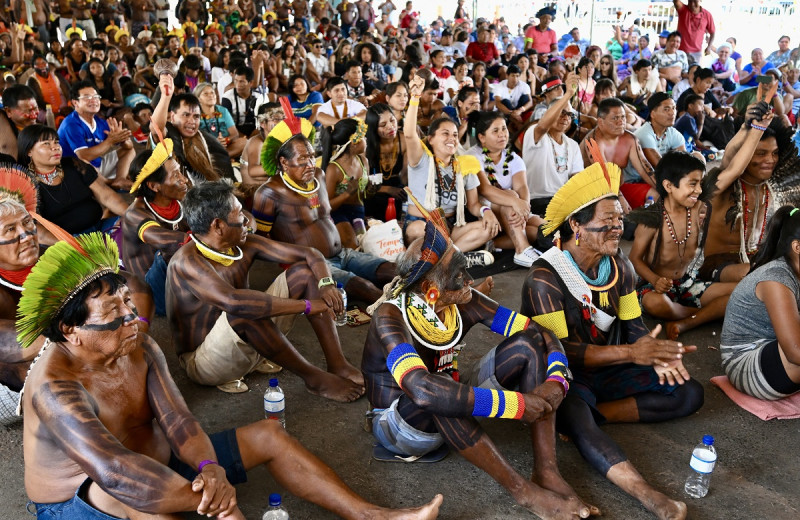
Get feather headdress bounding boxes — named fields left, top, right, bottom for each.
left=0, top=163, right=37, bottom=213
left=260, top=97, right=317, bottom=176
left=542, top=139, right=622, bottom=238
left=16, top=215, right=119, bottom=349
left=129, top=124, right=173, bottom=194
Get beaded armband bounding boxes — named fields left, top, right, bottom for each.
left=386, top=342, right=427, bottom=389
left=252, top=210, right=275, bottom=233
left=472, top=387, right=525, bottom=419
left=491, top=306, right=531, bottom=337
left=137, top=220, right=160, bottom=242
left=545, top=351, right=570, bottom=396
left=618, top=291, right=642, bottom=320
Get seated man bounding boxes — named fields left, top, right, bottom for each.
left=362, top=198, right=596, bottom=519
left=0, top=84, right=41, bottom=160
left=253, top=102, right=395, bottom=303
left=580, top=98, right=654, bottom=211
left=169, top=180, right=364, bottom=398
left=316, top=77, right=368, bottom=127
left=122, top=142, right=190, bottom=316
left=151, top=74, right=235, bottom=185
left=699, top=102, right=789, bottom=283
left=221, top=65, right=258, bottom=138
left=493, top=64, right=533, bottom=131
left=57, top=81, right=135, bottom=190
left=343, top=60, right=380, bottom=107
left=629, top=151, right=735, bottom=340
left=17, top=227, right=443, bottom=519
left=634, top=93, right=702, bottom=169
left=523, top=150, right=702, bottom=519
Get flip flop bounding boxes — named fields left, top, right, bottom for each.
left=371, top=443, right=450, bottom=463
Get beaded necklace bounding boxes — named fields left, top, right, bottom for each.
left=434, top=156, right=457, bottom=207
left=34, top=166, right=63, bottom=185
left=563, top=251, right=618, bottom=308
left=280, top=172, right=321, bottom=209
left=740, top=179, right=769, bottom=256
left=144, top=199, right=184, bottom=229
left=481, top=147, right=511, bottom=188
left=0, top=265, right=33, bottom=292
left=331, top=101, right=348, bottom=120
left=402, top=292, right=462, bottom=350
left=190, top=234, right=243, bottom=266
left=662, top=200, right=692, bottom=261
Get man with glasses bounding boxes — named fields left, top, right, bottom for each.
left=580, top=98, right=654, bottom=211
left=306, top=39, right=332, bottom=91
left=0, top=85, right=40, bottom=160
left=57, top=81, right=135, bottom=190
left=521, top=72, right=584, bottom=216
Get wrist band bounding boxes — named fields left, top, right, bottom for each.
left=480, top=205, right=491, bottom=217
left=197, top=460, right=218, bottom=472
left=303, top=299, right=311, bottom=315
left=408, top=97, right=420, bottom=106
left=546, top=375, right=569, bottom=396
left=472, top=387, right=525, bottom=419
left=138, top=316, right=150, bottom=325
left=750, top=123, right=767, bottom=131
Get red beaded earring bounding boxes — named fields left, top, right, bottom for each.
left=425, top=287, right=440, bottom=305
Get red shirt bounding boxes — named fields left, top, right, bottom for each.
left=524, top=26, right=557, bottom=54
left=428, top=65, right=451, bottom=80
left=677, top=4, right=715, bottom=54
left=465, top=42, right=499, bottom=64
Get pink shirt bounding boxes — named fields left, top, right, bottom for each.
left=677, top=4, right=715, bottom=54
left=524, top=26, right=557, bottom=55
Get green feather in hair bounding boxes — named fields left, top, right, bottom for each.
left=16, top=232, right=119, bottom=349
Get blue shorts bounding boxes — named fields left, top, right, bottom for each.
left=330, top=203, right=365, bottom=225
left=372, top=398, right=444, bottom=457
left=326, top=248, right=387, bottom=286
left=145, top=251, right=167, bottom=316
left=28, top=429, right=247, bottom=519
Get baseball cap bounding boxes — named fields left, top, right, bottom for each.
left=659, top=30, right=670, bottom=38
left=541, top=76, right=565, bottom=94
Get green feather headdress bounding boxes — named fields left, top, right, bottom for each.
left=16, top=216, right=119, bottom=349
left=260, top=97, right=316, bottom=177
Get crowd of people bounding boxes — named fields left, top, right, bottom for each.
left=0, top=0, right=799, bottom=518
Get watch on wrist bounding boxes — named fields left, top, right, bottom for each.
left=318, top=276, right=335, bottom=289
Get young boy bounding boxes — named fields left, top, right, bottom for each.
left=629, top=151, right=736, bottom=339
left=674, top=93, right=715, bottom=159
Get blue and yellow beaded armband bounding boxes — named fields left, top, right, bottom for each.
left=386, top=342, right=427, bottom=389
left=491, top=306, right=531, bottom=337
left=472, top=387, right=526, bottom=419
left=545, top=351, right=570, bottom=395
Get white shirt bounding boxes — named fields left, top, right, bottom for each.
left=442, top=75, right=472, bottom=105
left=492, top=80, right=531, bottom=107
left=307, top=53, right=330, bottom=76
left=317, top=99, right=367, bottom=118
left=222, top=89, right=252, bottom=125
left=522, top=125, right=584, bottom=199
left=465, top=145, right=525, bottom=191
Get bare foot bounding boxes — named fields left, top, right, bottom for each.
left=665, top=318, right=693, bottom=341
left=365, top=493, right=443, bottom=519
left=473, top=276, right=494, bottom=296
left=513, top=481, right=591, bottom=520
left=305, top=371, right=365, bottom=402
left=534, top=468, right=601, bottom=517
left=641, top=491, right=687, bottom=520
left=330, top=361, right=365, bottom=387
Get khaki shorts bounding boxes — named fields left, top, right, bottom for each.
left=98, top=149, right=120, bottom=180
left=179, top=272, right=296, bottom=386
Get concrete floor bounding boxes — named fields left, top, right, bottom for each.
left=1, top=260, right=799, bottom=520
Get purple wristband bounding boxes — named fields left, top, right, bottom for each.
left=303, top=299, right=311, bottom=315
left=197, top=459, right=218, bottom=472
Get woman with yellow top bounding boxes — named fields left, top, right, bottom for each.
left=403, top=76, right=498, bottom=268
left=322, top=118, right=369, bottom=249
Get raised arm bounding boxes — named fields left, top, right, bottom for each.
left=534, top=72, right=579, bottom=143
left=403, top=75, right=426, bottom=167
left=151, top=74, right=174, bottom=142
left=713, top=106, right=773, bottom=193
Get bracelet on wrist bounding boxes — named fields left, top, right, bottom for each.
left=750, top=122, right=768, bottom=131
left=546, top=375, right=569, bottom=396
left=197, top=459, right=218, bottom=472
left=480, top=205, right=491, bottom=217
left=408, top=97, right=420, bottom=106
left=303, top=299, right=311, bottom=315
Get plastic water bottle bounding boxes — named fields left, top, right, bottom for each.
left=335, top=282, right=348, bottom=326
left=684, top=435, right=717, bottom=498
left=263, top=378, right=285, bottom=428
left=643, top=196, right=655, bottom=208
left=262, top=493, right=289, bottom=519
left=385, top=197, right=397, bottom=222
left=400, top=200, right=409, bottom=226
left=45, top=105, right=55, bottom=128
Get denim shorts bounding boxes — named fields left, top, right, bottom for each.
left=29, top=429, right=247, bottom=519
left=372, top=398, right=444, bottom=457
left=326, top=247, right=387, bottom=286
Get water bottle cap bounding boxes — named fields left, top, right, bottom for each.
left=646, top=196, right=654, bottom=201
left=336, top=282, right=343, bottom=289
left=269, top=493, right=281, bottom=506
left=702, top=434, right=714, bottom=445
left=269, top=378, right=279, bottom=387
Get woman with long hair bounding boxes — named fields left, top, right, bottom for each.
left=590, top=78, right=644, bottom=130
left=106, top=45, right=130, bottom=79
left=384, top=81, right=410, bottom=131
left=288, top=74, right=324, bottom=125
left=46, top=40, right=69, bottom=80
left=364, top=103, right=407, bottom=220
left=442, top=57, right=473, bottom=106
left=331, top=39, right=353, bottom=77
left=513, top=54, right=537, bottom=101
left=467, top=111, right=544, bottom=267
left=470, top=61, right=492, bottom=111
left=403, top=76, right=498, bottom=266
left=442, top=86, right=481, bottom=152
left=210, top=47, right=232, bottom=92
left=133, top=40, right=159, bottom=94
left=321, top=118, right=370, bottom=249
left=720, top=205, right=800, bottom=400
left=19, top=124, right=128, bottom=235
left=356, top=42, right=388, bottom=90
left=86, top=58, right=123, bottom=111
left=276, top=43, right=304, bottom=92
left=193, top=82, right=245, bottom=158
left=574, top=57, right=597, bottom=114
left=596, top=54, right=618, bottom=85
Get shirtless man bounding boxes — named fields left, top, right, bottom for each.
left=178, top=0, right=207, bottom=23
left=311, top=0, right=335, bottom=30
left=252, top=123, right=395, bottom=303
left=131, top=0, right=156, bottom=36
left=169, top=181, right=366, bottom=399
left=362, top=210, right=597, bottom=520
left=275, top=0, right=292, bottom=30
left=123, top=148, right=190, bottom=316
left=0, top=85, right=39, bottom=160
left=355, top=0, right=374, bottom=28
left=338, top=0, right=358, bottom=36
left=629, top=151, right=736, bottom=340
left=20, top=229, right=442, bottom=520
left=65, top=0, right=96, bottom=39
left=699, top=103, right=780, bottom=283
left=11, top=0, right=50, bottom=42
left=292, top=0, right=310, bottom=33
left=580, top=97, right=654, bottom=211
